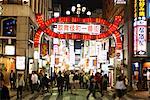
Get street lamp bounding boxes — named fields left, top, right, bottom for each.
left=66, top=4, right=91, bottom=17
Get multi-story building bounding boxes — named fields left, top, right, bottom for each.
left=0, top=0, right=51, bottom=84
left=102, top=0, right=132, bottom=87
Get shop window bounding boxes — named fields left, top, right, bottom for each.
left=2, top=18, right=16, bottom=37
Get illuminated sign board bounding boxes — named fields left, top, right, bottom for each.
left=134, top=0, right=147, bottom=57
left=114, top=0, right=126, bottom=5
left=134, top=20, right=147, bottom=56
left=16, top=56, right=25, bottom=70
left=134, top=0, right=138, bottom=18
left=40, top=43, right=48, bottom=56
left=147, top=0, right=150, bottom=17
left=138, top=0, right=146, bottom=17
left=5, top=45, right=15, bottom=55
left=54, top=24, right=101, bottom=35
left=134, top=0, right=146, bottom=17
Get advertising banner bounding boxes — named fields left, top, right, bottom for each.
left=55, top=23, right=100, bottom=34
left=134, top=0, right=147, bottom=56
left=134, top=20, right=147, bottom=56
left=16, top=56, right=25, bottom=70
left=40, top=43, right=48, bottom=56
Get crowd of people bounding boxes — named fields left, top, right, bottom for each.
left=28, top=70, right=127, bottom=99
left=0, top=67, right=128, bottom=100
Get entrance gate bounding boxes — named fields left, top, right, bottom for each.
left=34, top=15, right=122, bottom=50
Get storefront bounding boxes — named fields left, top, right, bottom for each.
left=142, top=62, right=150, bottom=89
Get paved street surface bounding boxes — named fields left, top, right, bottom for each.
left=10, top=88, right=150, bottom=100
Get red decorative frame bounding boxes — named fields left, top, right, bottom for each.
left=34, top=15, right=122, bottom=50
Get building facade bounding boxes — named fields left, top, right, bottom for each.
left=0, top=0, right=51, bottom=84
left=102, top=0, right=132, bottom=87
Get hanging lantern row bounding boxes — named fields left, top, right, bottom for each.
left=34, top=14, right=122, bottom=49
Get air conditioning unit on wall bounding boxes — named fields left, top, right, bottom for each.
left=22, top=0, right=30, bottom=6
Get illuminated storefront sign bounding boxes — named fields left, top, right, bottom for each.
left=139, top=0, right=145, bottom=17
left=114, top=0, right=126, bottom=5
left=134, top=20, right=147, bottom=55
left=5, top=45, right=15, bottom=55
left=98, top=50, right=108, bottom=63
left=16, top=56, right=25, bottom=70
left=54, top=24, right=100, bottom=34
left=41, top=43, right=48, bottom=56
left=134, top=0, right=146, bottom=17
left=134, top=0, right=147, bottom=56
left=147, top=0, right=150, bottom=17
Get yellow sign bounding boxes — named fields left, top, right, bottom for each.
left=139, top=0, right=145, bottom=17
left=134, top=0, right=137, bottom=18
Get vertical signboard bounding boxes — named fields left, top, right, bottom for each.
left=147, top=0, right=150, bottom=17
left=134, top=0, right=147, bottom=56
left=40, top=43, right=48, bottom=56
left=16, top=56, right=25, bottom=70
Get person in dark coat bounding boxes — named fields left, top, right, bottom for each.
left=42, top=74, right=49, bottom=92
left=57, top=71, right=64, bottom=95
left=9, top=70, right=16, bottom=89
left=0, top=79, right=10, bottom=100
left=64, top=72, right=69, bottom=91
left=86, top=78, right=96, bottom=100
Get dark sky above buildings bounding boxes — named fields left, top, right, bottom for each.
left=53, top=0, right=102, bottom=16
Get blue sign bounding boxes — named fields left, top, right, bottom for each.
left=147, top=0, right=150, bottom=17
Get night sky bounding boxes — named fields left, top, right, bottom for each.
left=53, top=0, right=102, bottom=16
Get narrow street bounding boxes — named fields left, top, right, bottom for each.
left=10, top=88, right=149, bottom=100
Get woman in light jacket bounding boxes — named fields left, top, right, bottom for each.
left=115, top=75, right=126, bottom=99
left=16, top=74, right=25, bottom=99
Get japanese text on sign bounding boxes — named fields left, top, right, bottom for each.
left=54, top=24, right=101, bottom=35
left=139, top=0, right=145, bottom=17
left=134, top=20, right=147, bottom=56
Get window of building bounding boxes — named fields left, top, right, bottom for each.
left=2, top=18, right=16, bottom=37
left=0, top=39, right=16, bottom=55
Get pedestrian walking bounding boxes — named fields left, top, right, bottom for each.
left=69, top=72, right=74, bottom=94
left=103, top=74, right=108, bottom=92
left=16, top=74, right=25, bottom=99
left=79, top=73, right=84, bottom=89
left=86, top=78, right=96, bottom=100
left=73, top=72, right=79, bottom=90
left=0, top=78, right=10, bottom=100
left=115, top=75, right=127, bottom=99
left=42, top=74, right=49, bottom=92
left=83, top=73, right=89, bottom=89
left=64, top=71, right=69, bottom=91
left=94, top=72, right=103, bottom=97
left=31, top=71, right=38, bottom=93
left=9, top=70, right=16, bottom=89
left=57, top=71, right=64, bottom=95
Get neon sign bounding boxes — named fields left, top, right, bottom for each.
left=134, top=0, right=147, bottom=56
left=139, top=0, right=145, bottom=17
left=34, top=15, right=122, bottom=50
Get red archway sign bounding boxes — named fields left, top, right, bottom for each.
left=34, top=14, right=122, bottom=50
